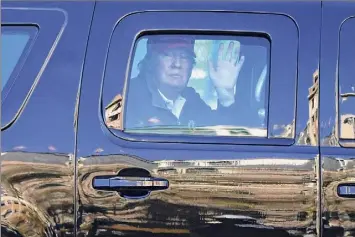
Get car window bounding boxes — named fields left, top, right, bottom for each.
left=1, top=26, right=37, bottom=91
left=106, top=34, right=270, bottom=137
left=338, top=19, right=355, bottom=142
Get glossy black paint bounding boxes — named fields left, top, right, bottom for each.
left=1, top=1, right=354, bottom=237
left=1, top=1, right=95, bottom=236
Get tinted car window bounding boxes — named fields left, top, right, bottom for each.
left=1, top=26, right=37, bottom=91
left=338, top=18, right=355, bottom=141
left=106, top=34, right=270, bottom=137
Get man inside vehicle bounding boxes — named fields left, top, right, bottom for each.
left=124, top=35, right=249, bottom=129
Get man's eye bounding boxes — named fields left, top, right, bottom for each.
left=162, top=52, right=173, bottom=57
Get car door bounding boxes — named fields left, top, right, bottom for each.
left=1, top=1, right=95, bottom=237
left=76, top=1, right=322, bottom=236
left=319, top=1, right=355, bottom=236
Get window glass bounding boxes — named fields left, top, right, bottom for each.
left=106, top=34, right=270, bottom=137
left=1, top=27, right=36, bottom=90
left=338, top=19, right=355, bottom=141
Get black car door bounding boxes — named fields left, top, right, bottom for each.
left=76, top=1, right=322, bottom=236
left=319, top=1, right=355, bottom=236
left=1, top=1, right=95, bottom=237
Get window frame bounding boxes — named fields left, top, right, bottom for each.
left=100, top=11, right=299, bottom=146
left=337, top=16, right=355, bottom=148
left=1, top=7, right=67, bottom=130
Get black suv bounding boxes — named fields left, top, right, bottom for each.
left=1, top=1, right=355, bottom=237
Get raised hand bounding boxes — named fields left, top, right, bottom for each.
left=208, top=41, right=245, bottom=90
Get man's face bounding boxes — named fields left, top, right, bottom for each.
left=155, top=48, right=193, bottom=92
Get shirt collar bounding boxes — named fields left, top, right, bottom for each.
left=146, top=77, right=185, bottom=110
left=158, top=89, right=174, bottom=109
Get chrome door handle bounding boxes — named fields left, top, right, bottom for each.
left=92, top=168, right=169, bottom=199
left=92, top=175, right=169, bottom=192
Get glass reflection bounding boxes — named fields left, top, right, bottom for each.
left=337, top=17, right=355, bottom=146
left=105, top=34, right=269, bottom=137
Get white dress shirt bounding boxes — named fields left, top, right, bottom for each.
left=158, top=89, right=186, bottom=119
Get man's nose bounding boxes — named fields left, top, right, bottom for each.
left=171, top=56, right=182, bottom=67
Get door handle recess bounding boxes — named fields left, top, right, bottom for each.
left=93, top=176, right=169, bottom=191
left=92, top=168, right=169, bottom=199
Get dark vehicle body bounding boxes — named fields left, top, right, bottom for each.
left=1, top=1, right=354, bottom=237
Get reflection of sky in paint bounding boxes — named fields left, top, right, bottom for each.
left=1, top=32, right=31, bottom=90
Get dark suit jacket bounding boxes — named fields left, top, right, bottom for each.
left=124, top=75, right=257, bottom=129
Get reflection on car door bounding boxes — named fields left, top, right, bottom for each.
left=1, top=2, right=95, bottom=237
left=319, top=2, right=355, bottom=236
left=76, top=1, right=322, bottom=237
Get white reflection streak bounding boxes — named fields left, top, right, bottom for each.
left=191, top=68, right=207, bottom=79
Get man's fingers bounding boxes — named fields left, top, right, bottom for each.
left=217, top=43, right=224, bottom=61
left=233, top=46, right=240, bottom=65
left=226, top=41, right=234, bottom=61
left=237, top=55, right=245, bottom=69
